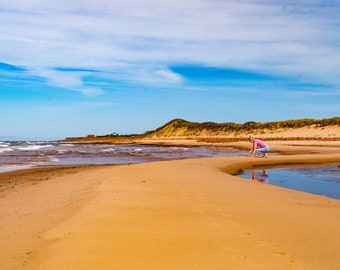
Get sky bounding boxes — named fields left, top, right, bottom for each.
left=1, top=0, right=340, bottom=140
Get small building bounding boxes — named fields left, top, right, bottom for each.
left=105, top=132, right=119, bottom=136
left=87, top=134, right=95, bottom=138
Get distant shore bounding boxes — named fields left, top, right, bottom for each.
left=64, top=117, right=340, bottom=145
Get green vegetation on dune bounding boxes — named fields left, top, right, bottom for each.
left=143, top=117, right=340, bottom=137
left=64, top=117, right=340, bottom=142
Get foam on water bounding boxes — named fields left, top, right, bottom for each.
left=101, top=148, right=116, bottom=152
left=15, top=145, right=53, bottom=151
left=0, top=147, right=13, bottom=153
left=0, top=164, right=34, bottom=173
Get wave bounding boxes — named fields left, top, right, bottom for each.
left=60, top=143, right=75, bottom=147
left=0, top=148, right=13, bottom=153
left=15, top=145, right=53, bottom=151
left=0, top=164, right=34, bottom=173
left=101, top=148, right=116, bottom=152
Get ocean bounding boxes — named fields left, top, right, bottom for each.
left=0, top=140, right=241, bottom=173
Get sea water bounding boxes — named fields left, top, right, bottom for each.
left=237, top=164, right=340, bottom=200
left=0, top=141, right=243, bottom=173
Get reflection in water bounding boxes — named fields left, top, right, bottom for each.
left=251, top=169, right=269, bottom=183
left=238, top=165, right=340, bottom=200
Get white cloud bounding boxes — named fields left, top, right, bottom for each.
left=133, top=68, right=184, bottom=85
left=80, top=87, right=104, bottom=96
left=155, top=69, right=184, bottom=83
left=29, top=68, right=104, bottom=96
left=1, top=0, right=340, bottom=94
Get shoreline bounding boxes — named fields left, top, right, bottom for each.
left=0, top=165, right=115, bottom=195
left=1, top=143, right=340, bottom=269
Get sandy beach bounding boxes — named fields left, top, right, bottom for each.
left=1, top=142, right=340, bottom=269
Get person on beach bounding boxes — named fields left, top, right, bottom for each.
left=247, top=137, right=270, bottom=158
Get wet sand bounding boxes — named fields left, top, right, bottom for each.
left=1, top=143, right=340, bottom=269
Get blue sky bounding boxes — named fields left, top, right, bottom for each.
left=1, top=0, right=339, bottom=140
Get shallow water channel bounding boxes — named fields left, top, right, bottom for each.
left=237, top=164, right=340, bottom=200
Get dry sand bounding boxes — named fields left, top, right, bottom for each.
left=1, top=143, right=340, bottom=270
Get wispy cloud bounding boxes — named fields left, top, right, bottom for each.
left=1, top=0, right=340, bottom=96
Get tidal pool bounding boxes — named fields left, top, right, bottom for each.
left=237, top=164, right=340, bottom=200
